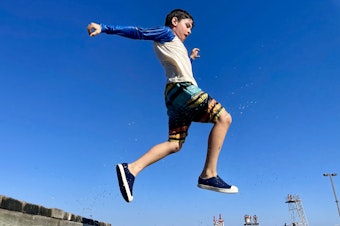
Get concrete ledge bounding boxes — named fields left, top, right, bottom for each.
left=0, top=195, right=111, bottom=226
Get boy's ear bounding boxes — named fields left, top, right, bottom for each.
left=171, top=17, right=179, bottom=27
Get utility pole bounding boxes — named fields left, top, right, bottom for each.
left=323, top=173, right=340, bottom=217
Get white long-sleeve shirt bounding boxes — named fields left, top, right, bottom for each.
left=100, top=24, right=198, bottom=86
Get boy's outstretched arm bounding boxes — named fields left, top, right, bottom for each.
left=87, top=22, right=174, bottom=43
left=87, top=22, right=101, bottom=37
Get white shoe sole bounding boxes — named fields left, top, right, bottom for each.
left=198, top=184, right=238, bottom=194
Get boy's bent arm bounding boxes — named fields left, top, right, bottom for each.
left=190, top=48, right=200, bottom=61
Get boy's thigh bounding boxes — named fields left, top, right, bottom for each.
left=192, top=95, right=226, bottom=123
left=178, top=84, right=225, bottom=123
left=167, top=110, right=191, bottom=144
left=165, top=83, right=226, bottom=143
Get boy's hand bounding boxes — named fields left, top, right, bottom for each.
left=190, top=48, right=200, bottom=60
left=87, top=22, right=101, bottom=37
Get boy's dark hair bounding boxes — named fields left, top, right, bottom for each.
left=164, top=9, right=194, bottom=28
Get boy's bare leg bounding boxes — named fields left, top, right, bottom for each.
left=128, top=141, right=181, bottom=176
left=200, top=110, right=232, bottom=179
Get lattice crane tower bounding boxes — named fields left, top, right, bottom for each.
left=285, top=194, right=309, bottom=226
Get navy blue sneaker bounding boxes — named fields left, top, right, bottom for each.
left=116, top=163, right=135, bottom=202
left=198, top=176, right=238, bottom=193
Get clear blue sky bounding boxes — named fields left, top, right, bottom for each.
left=1, top=1, right=340, bottom=225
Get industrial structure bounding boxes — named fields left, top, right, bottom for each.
left=244, top=214, right=259, bottom=225
left=213, top=214, right=224, bottom=226
left=285, top=194, right=309, bottom=226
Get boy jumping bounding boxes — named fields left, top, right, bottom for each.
left=87, top=9, right=238, bottom=202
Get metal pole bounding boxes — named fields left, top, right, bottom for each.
left=324, top=173, right=340, bottom=217
left=329, top=175, right=340, bottom=217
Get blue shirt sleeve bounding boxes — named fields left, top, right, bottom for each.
left=100, top=24, right=175, bottom=44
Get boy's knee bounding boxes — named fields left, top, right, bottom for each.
left=225, top=112, right=232, bottom=124
left=217, top=110, right=232, bottom=126
left=169, top=140, right=184, bottom=153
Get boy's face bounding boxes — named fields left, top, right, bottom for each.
left=171, top=17, right=193, bottom=42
